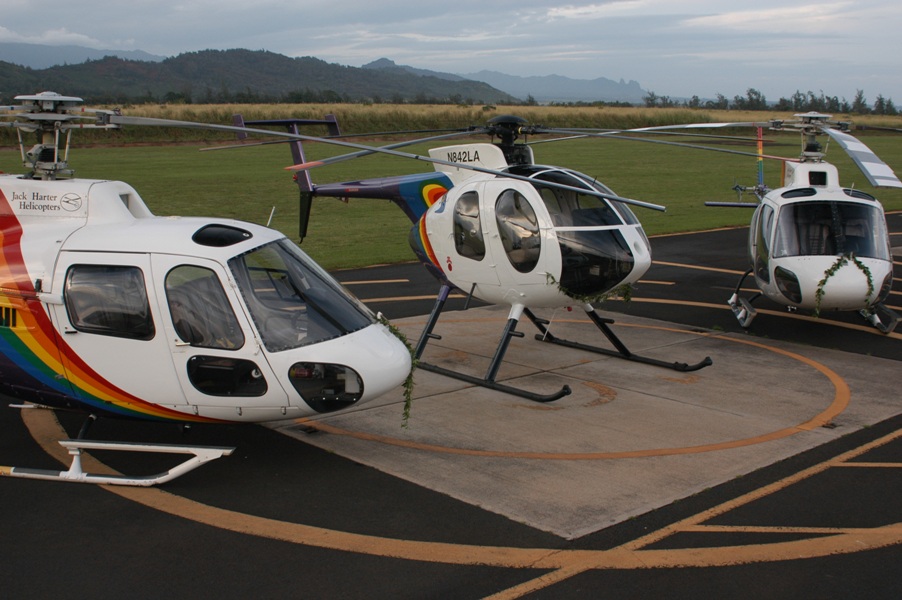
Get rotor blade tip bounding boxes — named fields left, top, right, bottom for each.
left=286, top=161, right=323, bottom=171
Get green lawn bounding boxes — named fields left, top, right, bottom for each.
left=2, top=130, right=900, bottom=270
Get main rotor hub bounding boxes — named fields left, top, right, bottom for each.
left=486, top=114, right=529, bottom=145
left=771, top=112, right=837, bottom=164
left=2, top=91, right=120, bottom=179
left=15, top=91, right=85, bottom=114
left=485, top=115, right=535, bottom=165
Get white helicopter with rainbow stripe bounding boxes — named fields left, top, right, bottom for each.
left=0, top=92, right=412, bottom=485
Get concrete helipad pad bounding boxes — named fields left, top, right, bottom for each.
left=274, top=306, right=901, bottom=539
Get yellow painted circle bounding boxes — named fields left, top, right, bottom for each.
left=299, top=323, right=850, bottom=459
left=19, top=324, right=902, bottom=588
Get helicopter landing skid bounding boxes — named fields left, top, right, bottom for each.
left=726, top=269, right=759, bottom=329
left=0, top=439, right=235, bottom=486
left=728, top=294, right=758, bottom=329
left=413, top=284, right=571, bottom=403
left=416, top=362, right=571, bottom=403
left=860, top=303, right=900, bottom=334
left=524, top=308, right=713, bottom=372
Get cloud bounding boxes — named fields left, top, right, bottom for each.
left=679, top=2, right=855, bottom=33
left=0, top=0, right=899, bottom=100
left=0, top=26, right=106, bottom=47
left=546, top=1, right=652, bottom=20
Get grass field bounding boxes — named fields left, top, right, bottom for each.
left=2, top=105, right=901, bottom=270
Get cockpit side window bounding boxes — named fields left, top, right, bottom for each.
left=229, top=240, right=373, bottom=352
left=64, top=265, right=155, bottom=340
left=453, top=191, right=485, bottom=260
left=532, top=173, right=621, bottom=228
left=165, top=266, right=245, bottom=350
left=495, top=189, right=541, bottom=273
left=755, top=205, right=774, bottom=283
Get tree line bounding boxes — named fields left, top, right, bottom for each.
left=644, top=88, right=897, bottom=115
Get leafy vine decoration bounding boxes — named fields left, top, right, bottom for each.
left=813, top=253, right=873, bottom=317
left=377, top=314, right=417, bottom=427
left=545, top=273, right=634, bottom=305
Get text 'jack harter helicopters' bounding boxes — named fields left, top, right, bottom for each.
left=0, top=92, right=413, bottom=485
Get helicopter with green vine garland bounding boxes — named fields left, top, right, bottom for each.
left=693, top=113, right=900, bottom=334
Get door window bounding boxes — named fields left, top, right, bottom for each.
left=186, top=355, right=267, bottom=397
left=64, top=265, right=155, bottom=340
left=754, top=205, right=774, bottom=283
left=495, top=189, right=541, bottom=273
left=164, top=265, right=245, bottom=349
left=453, top=191, right=485, bottom=260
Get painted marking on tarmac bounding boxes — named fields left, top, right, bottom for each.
left=630, top=297, right=902, bottom=339
left=14, top=217, right=902, bottom=595
left=638, top=279, right=674, bottom=286
left=341, top=278, right=409, bottom=286
left=19, top=408, right=902, bottom=599
left=298, top=321, right=848, bottom=459
left=652, top=260, right=746, bottom=275
left=361, top=293, right=466, bottom=303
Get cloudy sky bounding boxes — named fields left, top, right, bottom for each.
left=3, top=0, right=901, bottom=102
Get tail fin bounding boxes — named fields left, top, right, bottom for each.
left=232, top=114, right=341, bottom=241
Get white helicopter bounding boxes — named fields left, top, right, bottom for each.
left=692, top=113, right=901, bottom=333
left=0, top=92, right=412, bottom=485
left=269, top=115, right=713, bottom=402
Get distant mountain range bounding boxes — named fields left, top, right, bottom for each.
left=0, top=43, right=646, bottom=104
left=360, top=58, right=645, bottom=104
left=0, top=42, right=164, bottom=69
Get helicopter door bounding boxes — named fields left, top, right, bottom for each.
left=444, top=188, right=501, bottom=287
left=52, top=252, right=187, bottom=410
left=750, top=204, right=775, bottom=284
left=483, top=181, right=551, bottom=290
left=150, top=255, right=289, bottom=418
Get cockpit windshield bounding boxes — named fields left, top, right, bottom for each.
left=515, top=167, right=641, bottom=228
left=228, top=240, right=374, bottom=352
left=508, top=166, right=643, bottom=297
left=773, top=201, right=890, bottom=260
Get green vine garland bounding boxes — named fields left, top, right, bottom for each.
left=377, top=314, right=417, bottom=427
left=545, top=273, right=634, bottom=305
left=813, top=253, right=873, bottom=317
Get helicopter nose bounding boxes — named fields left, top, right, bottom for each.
left=332, top=322, right=412, bottom=400
left=357, top=322, right=413, bottom=400
left=810, top=274, right=872, bottom=311
left=797, top=258, right=885, bottom=311
left=285, top=322, right=412, bottom=414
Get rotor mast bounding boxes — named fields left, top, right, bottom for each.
left=770, top=112, right=837, bottom=163
left=3, top=92, right=119, bottom=180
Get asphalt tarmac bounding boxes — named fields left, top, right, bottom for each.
left=1, top=213, right=901, bottom=599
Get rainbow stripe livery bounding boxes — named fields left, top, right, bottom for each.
left=0, top=174, right=411, bottom=424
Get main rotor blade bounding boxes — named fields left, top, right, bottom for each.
left=106, top=114, right=665, bottom=211
left=820, top=127, right=902, bottom=188
left=577, top=121, right=902, bottom=189
left=532, top=127, right=762, bottom=143
left=539, top=127, right=794, bottom=162
left=856, top=125, right=902, bottom=134
left=200, top=129, right=477, bottom=154
left=286, top=129, right=484, bottom=169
